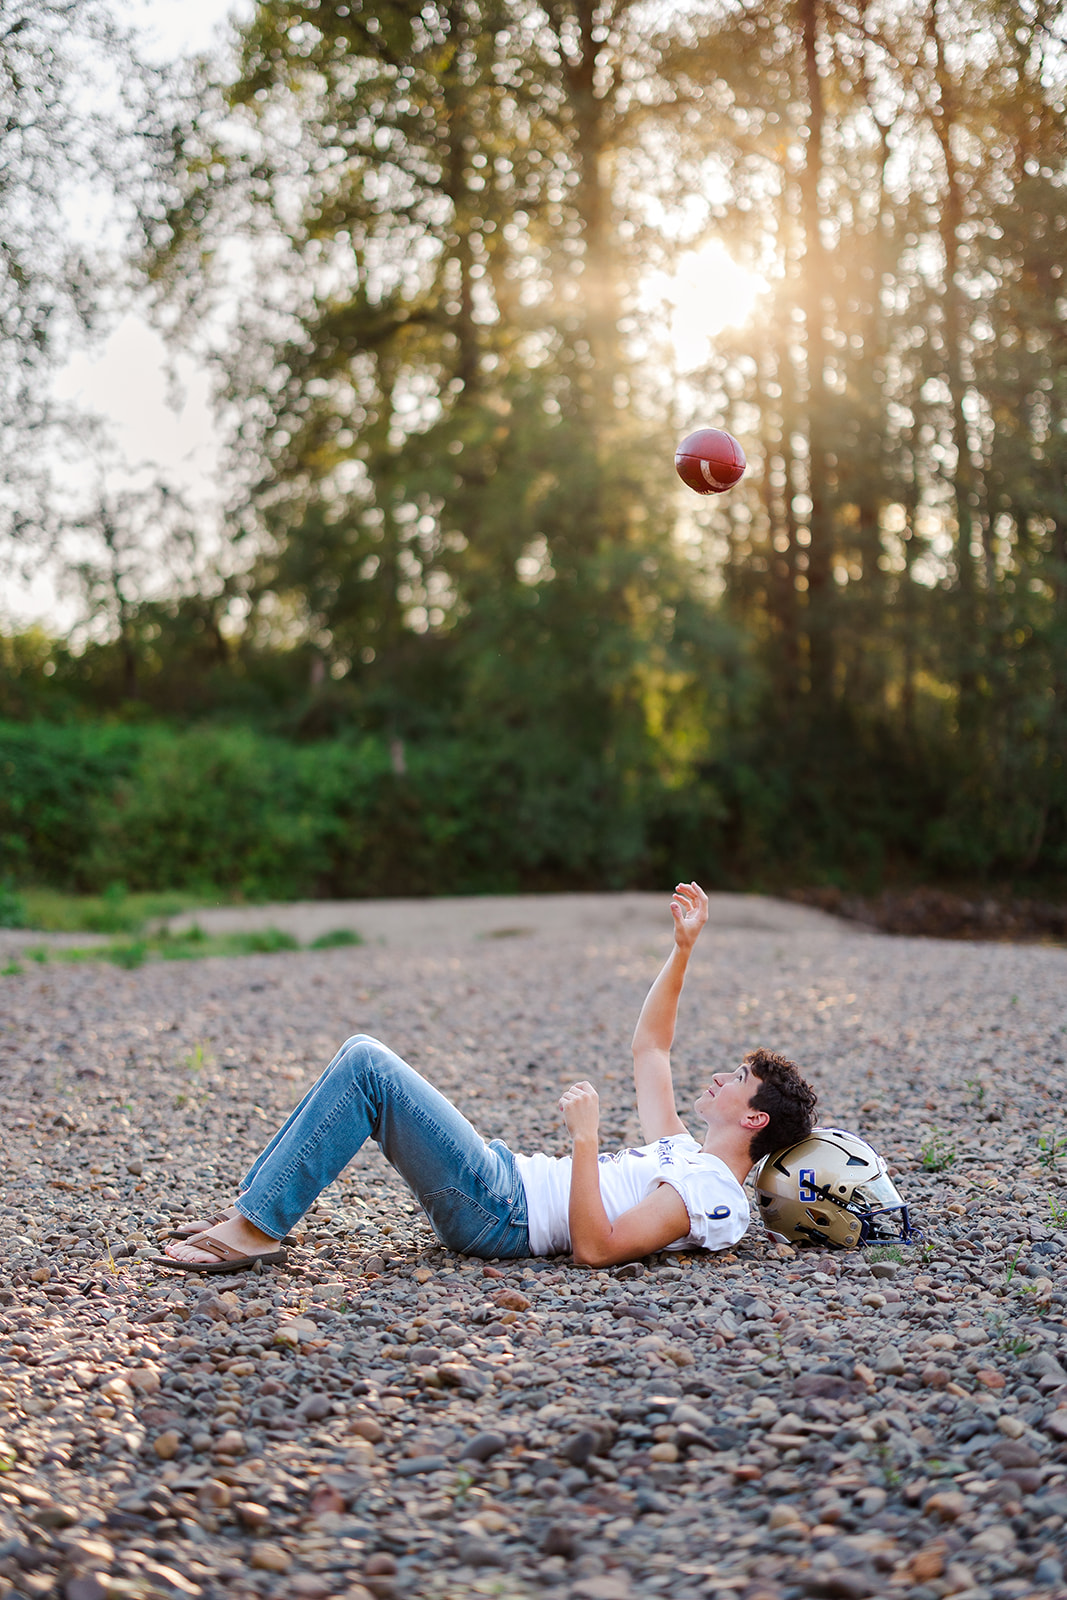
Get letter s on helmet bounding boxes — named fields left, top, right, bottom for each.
left=753, top=1127, right=918, bottom=1251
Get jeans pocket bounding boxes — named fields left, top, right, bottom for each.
left=421, top=1187, right=498, bottom=1254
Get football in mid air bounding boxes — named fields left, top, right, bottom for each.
left=675, top=428, right=747, bottom=495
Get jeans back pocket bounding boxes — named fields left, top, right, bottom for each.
left=421, top=1187, right=497, bottom=1254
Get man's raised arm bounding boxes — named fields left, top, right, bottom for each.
left=631, top=881, right=709, bottom=1143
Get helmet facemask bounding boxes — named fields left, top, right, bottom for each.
left=848, top=1169, right=916, bottom=1245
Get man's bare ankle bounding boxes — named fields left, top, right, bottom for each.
left=227, top=1215, right=279, bottom=1248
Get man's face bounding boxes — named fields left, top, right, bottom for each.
left=693, top=1061, right=757, bottom=1128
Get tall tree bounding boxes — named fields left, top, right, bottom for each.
left=145, top=0, right=725, bottom=779
left=0, top=0, right=135, bottom=553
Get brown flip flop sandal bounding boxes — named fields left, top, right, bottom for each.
left=164, top=1214, right=297, bottom=1245
left=150, top=1235, right=289, bottom=1275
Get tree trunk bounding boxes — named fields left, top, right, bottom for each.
left=849, top=82, right=894, bottom=713
left=797, top=0, right=835, bottom=702
left=443, top=0, right=479, bottom=396
left=900, top=430, right=921, bottom=747
left=566, top=0, right=621, bottom=417
left=927, top=0, right=981, bottom=723
left=758, top=339, right=800, bottom=697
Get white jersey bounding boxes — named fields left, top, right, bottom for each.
left=515, top=1133, right=750, bottom=1258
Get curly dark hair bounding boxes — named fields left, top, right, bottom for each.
left=744, top=1048, right=818, bottom=1165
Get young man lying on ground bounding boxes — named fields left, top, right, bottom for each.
left=156, top=883, right=818, bottom=1275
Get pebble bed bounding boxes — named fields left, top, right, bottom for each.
left=1, top=904, right=1066, bottom=1600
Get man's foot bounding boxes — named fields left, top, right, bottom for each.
left=164, top=1207, right=298, bottom=1246
left=162, top=1214, right=283, bottom=1266
left=164, top=1206, right=239, bottom=1240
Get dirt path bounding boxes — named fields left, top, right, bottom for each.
left=163, top=889, right=844, bottom=949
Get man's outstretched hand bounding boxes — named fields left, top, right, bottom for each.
left=671, top=881, right=708, bottom=955
left=559, top=1080, right=600, bottom=1141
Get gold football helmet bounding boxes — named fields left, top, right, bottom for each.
left=753, top=1127, right=916, bottom=1250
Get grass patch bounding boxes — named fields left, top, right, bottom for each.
left=1037, top=1130, right=1067, bottom=1170
left=182, top=1043, right=213, bottom=1073
left=17, top=885, right=221, bottom=935
left=233, top=928, right=301, bottom=954
left=309, top=928, right=364, bottom=949
left=866, top=1243, right=904, bottom=1264
left=5, top=922, right=339, bottom=971
left=110, top=940, right=149, bottom=970
left=2, top=898, right=365, bottom=972
left=920, top=1129, right=957, bottom=1172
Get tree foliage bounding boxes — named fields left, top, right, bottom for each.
left=2, top=0, right=1064, bottom=893
left=659, top=0, right=1067, bottom=880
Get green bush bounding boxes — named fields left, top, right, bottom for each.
left=79, top=724, right=676, bottom=897
left=0, top=721, right=678, bottom=897
left=0, top=882, right=27, bottom=928
left=0, top=722, right=145, bottom=889
left=86, top=726, right=356, bottom=897
left=2, top=714, right=1062, bottom=898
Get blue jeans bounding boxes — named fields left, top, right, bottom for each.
left=235, top=1035, right=531, bottom=1259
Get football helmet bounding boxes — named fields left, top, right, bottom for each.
left=753, top=1127, right=917, bottom=1250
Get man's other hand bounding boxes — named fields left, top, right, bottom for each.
left=671, top=881, right=708, bottom=954
left=559, top=1080, right=600, bottom=1140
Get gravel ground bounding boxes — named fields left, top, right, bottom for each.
left=1, top=894, right=1066, bottom=1600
